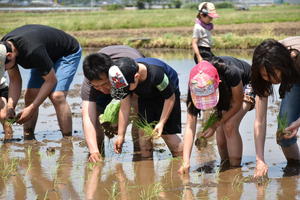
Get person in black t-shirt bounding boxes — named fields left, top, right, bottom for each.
left=0, top=24, right=82, bottom=140
left=109, top=57, right=183, bottom=158
left=178, top=57, right=254, bottom=174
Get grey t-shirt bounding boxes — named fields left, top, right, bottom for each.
left=192, top=23, right=213, bottom=48
left=81, top=45, right=145, bottom=102
left=279, top=36, right=300, bottom=51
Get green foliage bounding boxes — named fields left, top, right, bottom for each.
left=215, top=1, right=234, bottom=9
left=5, top=118, right=17, bottom=125
left=202, top=111, right=219, bottom=132
left=277, top=113, right=288, bottom=133
left=136, top=0, right=145, bottom=9
left=181, top=2, right=198, bottom=10
left=171, top=0, right=182, bottom=8
left=101, top=4, right=124, bottom=11
left=132, top=115, right=158, bottom=139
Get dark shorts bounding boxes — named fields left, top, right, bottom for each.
left=138, top=90, right=181, bottom=135
left=194, top=46, right=214, bottom=63
left=0, top=87, right=8, bottom=100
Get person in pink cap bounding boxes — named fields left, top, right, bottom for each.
left=192, top=2, right=219, bottom=63
left=178, top=57, right=254, bottom=174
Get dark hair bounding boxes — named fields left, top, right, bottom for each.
left=83, top=53, right=113, bottom=81
left=251, top=39, right=298, bottom=98
left=199, top=2, right=208, bottom=17
left=113, top=57, right=139, bottom=84
left=187, top=56, right=232, bottom=117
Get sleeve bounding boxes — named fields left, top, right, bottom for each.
left=225, top=67, right=242, bottom=87
left=153, top=68, right=175, bottom=99
left=279, top=36, right=300, bottom=51
left=192, top=24, right=204, bottom=39
left=30, top=47, right=54, bottom=76
left=81, top=78, right=100, bottom=102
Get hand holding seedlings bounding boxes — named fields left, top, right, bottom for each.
left=132, top=115, right=158, bottom=139
left=195, top=111, right=220, bottom=150
left=99, top=100, right=120, bottom=138
left=276, top=114, right=293, bottom=142
left=284, top=118, right=300, bottom=139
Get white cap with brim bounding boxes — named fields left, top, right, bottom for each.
left=0, top=44, right=7, bottom=82
left=198, top=2, right=219, bottom=18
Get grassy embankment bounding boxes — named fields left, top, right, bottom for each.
left=0, top=4, right=300, bottom=49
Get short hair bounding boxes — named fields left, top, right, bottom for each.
left=113, top=57, right=139, bottom=84
left=83, top=53, right=113, bottom=81
left=251, top=39, right=298, bottom=98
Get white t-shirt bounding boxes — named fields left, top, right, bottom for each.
left=0, top=66, right=7, bottom=89
left=192, top=23, right=213, bottom=48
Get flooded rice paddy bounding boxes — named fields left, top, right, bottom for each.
left=0, top=49, right=299, bottom=199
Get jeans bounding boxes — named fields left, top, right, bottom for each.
left=278, top=83, right=300, bottom=147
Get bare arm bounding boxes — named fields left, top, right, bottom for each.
left=178, top=112, right=197, bottom=174
left=7, top=66, right=22, bottom=111
left=219, top=81, right=244, bottom=124
left=154, top=93, right=175, bottom=136
left=254, top=96, right=269, bottom=177
left=114, top=94, right=131, bottom=154
left=192, top=38, right=202, bottom=63
left=82, top=100, right=101, bottom=160
left=17, top=68, right=57, bottom=123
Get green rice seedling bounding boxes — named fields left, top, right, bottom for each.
left=1, top=158, right=19, bottom=179
left=26, top=146, right=32, bottom=161
left=195, top=110, right=220, bottom=150
left=132, top=115, right=158, bottom=139
left=5, top=117, right=17, bottom=125
left=139, top=182, right=164, bottom=200
left=231, top=174, right=244, bottom=191
left=105, top=182, right=120, bottom=200
left=276, top=113, right=292, bottom=143
left=201, top=111, right=219, bottom=132
left=99, top=100, right=120, bottom=138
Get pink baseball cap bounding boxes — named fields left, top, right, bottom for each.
left=189, top=61, right=220, bottom=110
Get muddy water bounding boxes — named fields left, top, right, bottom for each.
left=0, top=49, right=299, bottom=200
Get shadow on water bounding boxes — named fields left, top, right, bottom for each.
left=1, top=48, right=299, bottom=199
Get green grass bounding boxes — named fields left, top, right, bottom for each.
left=0, top=5, right=299, bottom=34
left=0, top=5, right=299, bottom=49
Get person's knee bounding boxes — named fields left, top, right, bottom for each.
left=163, top=134, right=183, bottom=157
left=223, top=122, right=236, bottom=137
left=50, top=92, right=67, bottom=105
left=278, top=136, right=297, bottom=147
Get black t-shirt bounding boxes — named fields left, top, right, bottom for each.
left=219, top=56, right=251, bottom=87
left=133, top=62, right=176, bottom=100
left=1, top=24, right=79, bottom=76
